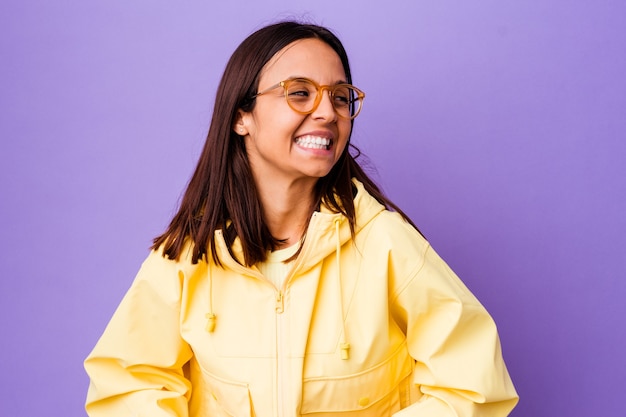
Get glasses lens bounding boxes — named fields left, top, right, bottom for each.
left=331, top=85, right=362, bottom=119
left=285, top=79, right=317, bottom=113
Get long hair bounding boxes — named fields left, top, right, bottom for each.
left=152, top=21, right=420, bottom=266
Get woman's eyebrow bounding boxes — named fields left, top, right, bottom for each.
left=285, top=75, right=349, bottom=85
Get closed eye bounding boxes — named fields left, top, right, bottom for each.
left=289, top=90, right=310, bottom=97
left=333, top=92, right=350, bottom=106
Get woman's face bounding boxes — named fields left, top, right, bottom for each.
left=235, top=38, right=352, bottom=188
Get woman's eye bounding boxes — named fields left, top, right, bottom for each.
left=289, top=90, right=310, bottom=97
left=334, top=94, right=350, bottom=105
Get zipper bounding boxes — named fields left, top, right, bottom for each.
left=276, top=289, right=286, bottom=417
left=274, top=226, right=316, bottom=416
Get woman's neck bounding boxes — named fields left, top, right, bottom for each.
left=255, top=178, right=317, bottom=248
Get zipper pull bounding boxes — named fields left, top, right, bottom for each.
left=275, top=291, right=284, bottom=313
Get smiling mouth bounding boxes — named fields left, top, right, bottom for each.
left=295, top=135, right=332, bottom=150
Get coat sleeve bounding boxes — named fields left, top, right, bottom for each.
left=84, top=250, right=194, bottom=416
left=390, top=244, right=519, bottom=417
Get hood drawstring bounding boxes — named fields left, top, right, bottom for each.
left=205, top=262, right=217, bottom=332
left=335, top=218, right=350, bottom=360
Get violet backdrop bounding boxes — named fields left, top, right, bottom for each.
left=1, top=1, right=624, bottom=416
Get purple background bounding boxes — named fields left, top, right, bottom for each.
left=1, top=1, right=625, bottom=416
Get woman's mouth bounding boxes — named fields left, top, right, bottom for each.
left=295, top=135, right=332, bottom=150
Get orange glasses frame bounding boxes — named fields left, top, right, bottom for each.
left=253, top=77, right=365, bottom=120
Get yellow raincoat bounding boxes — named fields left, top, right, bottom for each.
left=85, top=180, right=518, bottom=416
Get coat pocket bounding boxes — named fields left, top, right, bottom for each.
left=301, top=345, right=414, bottom=416
left=195, top=364, right=254, bottom=417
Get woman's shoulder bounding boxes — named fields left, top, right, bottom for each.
left=358, top=208, right=430, bottom=255
left=141, top=240, right=208, bottom=279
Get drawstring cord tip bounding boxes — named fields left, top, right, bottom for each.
left=340, top=342, right=350, bottom=360
left=205, top=313, right=216, bottom=332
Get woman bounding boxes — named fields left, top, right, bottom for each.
left=85, top=21, right=518, bottom=416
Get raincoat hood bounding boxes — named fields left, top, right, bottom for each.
left=215, top=179, right=385, bottom=271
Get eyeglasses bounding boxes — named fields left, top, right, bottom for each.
left=253, top=77, right=365, bottom=120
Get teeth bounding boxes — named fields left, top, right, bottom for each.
left=295, top=135, right=331, bottom=149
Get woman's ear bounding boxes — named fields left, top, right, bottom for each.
left=233, top=109, right=249, bottom=136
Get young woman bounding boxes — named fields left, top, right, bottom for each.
left=85, top=21, right=518, bottom=416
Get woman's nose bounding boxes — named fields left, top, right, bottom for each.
left=311, top=89, right=338, bottom=122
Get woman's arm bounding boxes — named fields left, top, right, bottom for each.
left=391, top=245, right=519, bottom=416
left=84, top=251, right=194, bottom=416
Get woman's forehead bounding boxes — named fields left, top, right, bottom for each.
left=259, top=38, right=346, bottom=84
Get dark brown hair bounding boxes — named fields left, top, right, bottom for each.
left=152, top=21, right=420, bottom=266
